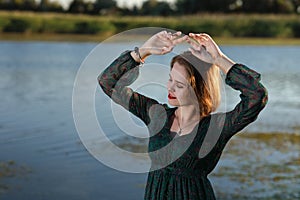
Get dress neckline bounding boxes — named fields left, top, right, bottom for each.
left=167, top=107, right=206, bottom=139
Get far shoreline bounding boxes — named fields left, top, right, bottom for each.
left=1, top=33, right=300, bottom=45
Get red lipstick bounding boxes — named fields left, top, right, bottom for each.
left=168, top=93, right=176, bottom=99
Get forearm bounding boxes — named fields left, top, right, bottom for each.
left=225, top=63, right=268, bottom=114
left=221, top=64, right=268, bottom=139
left=98, top=50, right=159, bottom=126
left=215, top=54, right=235, bottom=75
left=98, top=51, right=140, bottom=97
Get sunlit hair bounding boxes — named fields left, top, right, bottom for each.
left=171, top=51, right=221, bottom=118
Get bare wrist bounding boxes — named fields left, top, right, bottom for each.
left=139, top=47, right=151, bottom=59
left=215, top=54, right=235, bottom=74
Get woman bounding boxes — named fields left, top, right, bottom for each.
left=98, top=31, right=268, bottom=199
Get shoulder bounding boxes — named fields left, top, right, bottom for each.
left=148, top=103, right=175, bottom=117
left=205, top=112, right=226, bottom=130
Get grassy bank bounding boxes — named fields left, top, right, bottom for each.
left=1, top=11, right=300, bottom=44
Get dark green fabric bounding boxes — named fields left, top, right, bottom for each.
left=98, top=51, right=268, bottom=200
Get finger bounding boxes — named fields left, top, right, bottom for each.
left=188, top=36, right=206, bottom=49
left=188, top=33, right=199, bottom=41
left=199, top=34, right=214, bottom=44
left=174, top=31, right=182, bottom=37
left=187, top=36, right=201, bottom=46
left=188, top=34, right=207, bottom=46
left=199, top=33, right=211, bottom=38
left=160, top=30, right=168, bottom=35
left=161, top=46, right=173, bottom=54
left=167, top=31, right=181, bottom=40
left=167, top=31, right=174, bottom=40
left=170, top=32, right=182, bottom=41
left=156, top=31, right=167, bottom=40
left=165, top=31, right=182, bottom=43
left=157, top=34, right=173, bottom=46
left=158, top=31, right=173, bottom=40
left=158, top=31, right=173, bottom=42
left=187, top=38, right=201, bottom=51
left=189, top=33, right=196, bottom=37
left=168, top=31, right=182, bottom=38
left=188, top=47, right=200, bottom=58
left=193, top=34, right=209, bottom=43
left=173, top=35, right=188, bottom=45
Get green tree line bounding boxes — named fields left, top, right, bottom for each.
left=1, top=12, right=300, bottom=38
left=0, top=0, right=300, bottom=15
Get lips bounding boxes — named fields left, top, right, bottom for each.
left=168, top=93, right=177, bottom=99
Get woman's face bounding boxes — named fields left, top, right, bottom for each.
left=167, top=62, right=197, bottom=107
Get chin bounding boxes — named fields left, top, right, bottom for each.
left=168, top=99, right=179, bottom=106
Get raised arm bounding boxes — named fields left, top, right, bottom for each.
left=98, top=50, right=158, bottom=125
left=188, top=33, right=268, bottom=140
left=98, top=30, right=188, bottom=125
left=222, top=63, right=268, bottom=139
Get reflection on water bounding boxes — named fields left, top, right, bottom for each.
left=0, top=41, right=300, bottom=199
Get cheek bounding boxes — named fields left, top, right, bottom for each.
left=176, top=89, right=189, bottom=99
left=179, top=88, right=196, bottom=101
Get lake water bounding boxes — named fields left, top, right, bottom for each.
left=0, top=41, right=299, bottom=199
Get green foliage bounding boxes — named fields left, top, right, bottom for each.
left=39, top=0, right=63, bottom=12
left=291, top=21, right=300, bottom=37
left=0, top=0, right=37, bottom=11
left=39, top=18, right=75, bottom=33
left=68, top=0, right=86, bottom=14
left=0, top=12, right=299, bottom=39
left=93, top=0, right=117, bottom=14
left=175, top=0, right=200, bottom=14
left=0, top=0, right=299, bottom=14
left=244, top=20, right=283, bottom=37
left=74, top=20, right=115, bottom=34
left=3, top=18, right=30, bottom=32
left=140, top=0, right=174, bottom=16
left=175, top=0, right=298, bottom=14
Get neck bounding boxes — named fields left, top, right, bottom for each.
left=175, top=105, right=200, bottom=124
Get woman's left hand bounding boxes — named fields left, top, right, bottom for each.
left=188, top=33, right=235, bottom=74
left=187, top=33, right=223, bottom=65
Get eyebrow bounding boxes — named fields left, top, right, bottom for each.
left=169, top=74, right=186, bottom=85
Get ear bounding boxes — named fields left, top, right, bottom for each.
left=190, top=75, right=196, bottom=88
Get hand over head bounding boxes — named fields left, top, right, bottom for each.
left=187, top=33, right=224, bottom=65
left=140, top=31, right=188, bottom=57
left=137, top=30, right=234, bottom=74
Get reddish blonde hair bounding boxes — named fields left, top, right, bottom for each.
left=171, top=51, right=221, bottom=117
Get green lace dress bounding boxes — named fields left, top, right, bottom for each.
left=98, top=51, right=268, bottom=200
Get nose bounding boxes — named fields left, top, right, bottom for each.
left=167, top=82, right=175, bottom=92
left=169, top=87, right=175, bottom=92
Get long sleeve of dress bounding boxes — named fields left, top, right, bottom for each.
left=198, top=63, right=268, bottom=173
left=218, top=63, right=268, bottom=141
left=98, top=50, right=160, bottom=126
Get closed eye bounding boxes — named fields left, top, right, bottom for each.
left=169, top=74, right=186, bottom=88
left=177, top=84, right=183, bottom=88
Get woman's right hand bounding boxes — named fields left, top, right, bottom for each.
left=139, top=31, right=188, bottom=58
